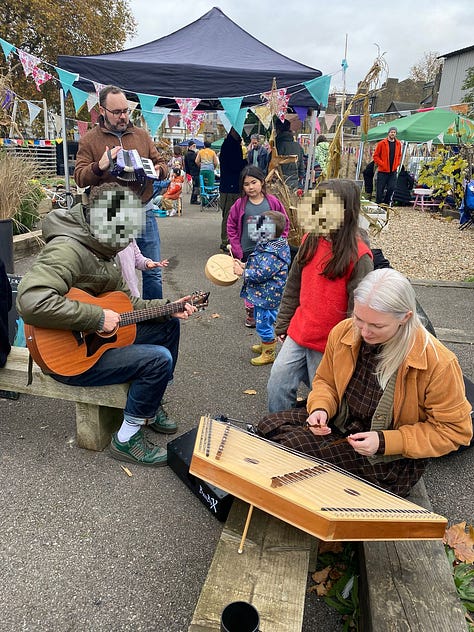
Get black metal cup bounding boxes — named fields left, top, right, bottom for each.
left=220, top=601, right=260, bottom=632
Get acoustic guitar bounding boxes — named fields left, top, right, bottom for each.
left=24, top=287, right=209, bottom=377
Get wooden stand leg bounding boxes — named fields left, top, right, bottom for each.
left=75, top=403, right=122, bottom=451
left=238, top=504, right=254, bottom=554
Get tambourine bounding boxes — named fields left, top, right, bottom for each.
left=204, top=254, right=239, bottom=286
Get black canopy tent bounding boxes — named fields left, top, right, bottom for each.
left=57, top=7, right=322, bottom=110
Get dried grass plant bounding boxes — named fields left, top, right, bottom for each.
left=0, top=151, right=37, bottom=221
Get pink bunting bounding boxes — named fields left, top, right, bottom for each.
left=175, top=98, right=202, bottom=135
left=77, top=120, right=89, bottom=138
left=93, top=82, right=106, bottom=98
left=90, top=108, right=99, bottom=125
left=32, top=66, right=53, bottom=91
left=18, top=50, right=41, bottom=77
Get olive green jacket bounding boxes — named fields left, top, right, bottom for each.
left=17, top=203, right=168, bottom=332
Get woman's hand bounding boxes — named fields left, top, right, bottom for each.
left=347, top=431, right=380, bottom=456
left=306, top=410, right=331, bottom=436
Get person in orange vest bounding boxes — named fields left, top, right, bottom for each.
left=373, top=127, right=402, bottom=205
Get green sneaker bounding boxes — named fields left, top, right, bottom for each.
left=109, top=429, right=167, bottom=467
left=148, top=405, right=178, bottom=435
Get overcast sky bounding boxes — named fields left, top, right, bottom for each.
left=126, top=0, right=472, bottom=94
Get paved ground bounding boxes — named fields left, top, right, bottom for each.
left=1, top=200, right=473, bottom=631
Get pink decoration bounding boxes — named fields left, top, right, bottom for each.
left=32, top=67, right=53, bottom=91
left=18, top=50, right=41, bottom=77
left=260, top=87, right=290, bottom=122
left=175, top=98, right=203, bottom=134
left=77, top=120, right=89, bottom=138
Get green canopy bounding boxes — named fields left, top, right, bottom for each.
left=363, top=109, right=474, bottom=144
left=211, top=137, right=226, bottom=150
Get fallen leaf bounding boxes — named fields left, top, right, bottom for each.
left=243, top=389, right=257, bottom=395
left=444, top=522, right=474, bottom=563
left=211, top=313, right=220, bottom=319
left=312, top=566, right=331, bottom=584
left=120, top=465, right=133, bottom=477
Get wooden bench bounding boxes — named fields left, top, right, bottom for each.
left=188, top=498, right=316, bottom=632
left=359, top=478, right=466, bottom=631
left=190, top=480, right=466, bottom=631
left=0, top=346, right=127, bottom=451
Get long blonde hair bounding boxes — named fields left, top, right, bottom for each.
left=353, top=269, right=431, bottom=388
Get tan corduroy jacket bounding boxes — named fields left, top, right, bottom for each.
left=307, top=319, right=472, bottom=459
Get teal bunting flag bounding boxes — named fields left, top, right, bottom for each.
left=303, top=75, right=331, bottom=108
left=141, top=110, right=167, bottom=136
left=341, top=59, right=349, bottom=71
left=219, top=97, right=243, bottom=128
left=69, top=85, right=89, bottom=113
left=54, top=67, right=79, bottom=95
left=137, top=93, right=158, bottom=113
left=0, top=37, right=15, bottom=60
left=232, top=107, right=248, bottom=136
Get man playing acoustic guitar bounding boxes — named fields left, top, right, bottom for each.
left=17, top=183, right=200, bottom=467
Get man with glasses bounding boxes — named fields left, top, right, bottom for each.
left=74, top=85, right=168, bottom=299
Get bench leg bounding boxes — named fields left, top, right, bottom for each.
left=75, top=403, right=122, bottom=451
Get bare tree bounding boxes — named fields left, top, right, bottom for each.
left=409, top=51, right=442, bottom=83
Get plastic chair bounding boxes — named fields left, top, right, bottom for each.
left=199, top=175, right=220, bottom=211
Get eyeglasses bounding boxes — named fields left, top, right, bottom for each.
left=102, top=106, right=131, bottom=117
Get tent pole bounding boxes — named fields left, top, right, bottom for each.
left=304, top=110, right=318, bottom=192
left=355, top=141, right=364, bottom=179
left=59, top=88, right=72, bottom=207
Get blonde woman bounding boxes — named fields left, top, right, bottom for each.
left=258, top=268, right=472, bottom=497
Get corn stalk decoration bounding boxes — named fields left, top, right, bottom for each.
left=327, top=53, right=388, bottom=179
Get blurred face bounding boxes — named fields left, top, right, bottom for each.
left=353, top=302, right=412, bottom=345
left=297, top=188, right=344, bottom=236
left=89, top=188, right=144, bottom=249
left=387, top=129, right=397, bottom=141
left=100, top=92, right=130, bottom=133
left=243, top=175, right=263, bottom=199
left=250, top=137, right=258, bottom=148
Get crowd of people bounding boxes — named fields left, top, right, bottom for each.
left=1, top=85, right=471, bottom=499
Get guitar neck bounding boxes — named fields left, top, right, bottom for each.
left=119, top=300, right=185, bottom=326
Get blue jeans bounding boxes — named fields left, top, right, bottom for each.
left=51, top=319, right=180, bottom=420
left=267, top=335, right=323, bottom=413
left=254, top=306, right=277, bottom=342
left=136, top=209, right=162, bottom=299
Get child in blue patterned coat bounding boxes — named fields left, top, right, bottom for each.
left=233, top=211, right=290, bottom=365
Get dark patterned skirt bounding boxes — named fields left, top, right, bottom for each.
left=257, top=409, right=427, bottom=498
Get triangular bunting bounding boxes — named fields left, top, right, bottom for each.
left=252, top=104, right=272, bottom=129
left=323, top=113, right=337, bottom=131
left=426, top=140, right=433, bottom=152
left=303, top=75, right=331, bottom=108
left=348, top=115, right=361, bottom=127
left=217, top=110, right=232, bottom=133
left=0, top=37, right=15, bottom=60
left=87, top=93, right=98, bottom=111
left=167, top=114, right=180, bottom=129
left=232, top=107, right=248, bottom=136
left=127, top=100, right=139, bottom=113
left=293, top=106, right=308, bottom=124
left=90, top=108, right=99, bottom=125
left=219, top=97, right=243, bottom=128
left=54, top=67, right=79, bottom=95
left=243, top=123, right=254, bottom=135
left=69, top=85, right=89, bottom=113
left=77, top=120, right=89, bottom=138
left=137, top=93, right=158, bottom=113
left=142, top=107, right=170, bottom=136
left=52, top=114, right=62, bottom=135
left=18, top=50, right=41, bottom=77
left=31, top=67, right=53, bottom=91
left=437, top=133, right=444, bottom=143
left=1, top=89, right=15, bottom=110
left=26, top=101, right=42, bottom=126
left=93, top=82, right=106, bottom=98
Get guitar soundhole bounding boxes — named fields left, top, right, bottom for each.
left=344, top=488, right=361, bottom=496
left=85, top=332, right=118, bottom=357
left=244, top=458, right=260, bottom=465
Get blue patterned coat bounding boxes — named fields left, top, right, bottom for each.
left=240, top=237, right=290, bottom=309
